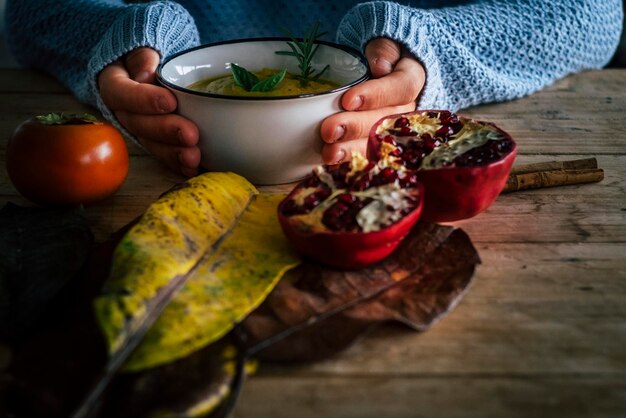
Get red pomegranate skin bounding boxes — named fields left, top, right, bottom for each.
left=411, top=150, right=516, bottom=222
left=277, top=155, right=424, bottom=270
left=367, top=110, right=517, bottom=222
left=277, top=184, right=423, bottom=269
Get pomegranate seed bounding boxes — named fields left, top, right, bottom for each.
left=352, top=173, right=372, bottom=191
left=330, top=161, right=351, bottom=187
left=303, top=193, right=323, bottom=210
left=377, top=167, right=398, bottom=184
left=453, top=138, right=512, bottom=167
left=337, top=193, right=356, bottom=204
left=335, top=202, right=349, bottom=212
left=435, top=125, right=453, bottom=138
left=399, top=173, right=419, bottom=188
left=381, top=166, right=395, bottom=178
left=318, top=186, right=332, bottom=199
left=324, top=206, right=341, bottom=219
left=394, top=117, right=410, bottom=128
left=438, top=110, right=452, bottom=121
left=396, top=126, right=416, bottom=136
left=448, top=122, right=463, bottom=134
left=489, top=138, right=513, bottom=154
left=382, top=135, right=397, bottom=145
left=401, top=149, right=423, bottom=169
left=422, top=136, right=437, bottom=151
left=322, top=197, right=367, bottom=232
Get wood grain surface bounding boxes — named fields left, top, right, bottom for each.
left=0, top=68, right=625, bottom=417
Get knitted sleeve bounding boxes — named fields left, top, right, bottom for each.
left=5, top=0, right=200, bottom=121
left=337, top=0, right=624, bottom=111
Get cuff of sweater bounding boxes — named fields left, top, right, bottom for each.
left=337, top=1, right=451, bottom=111
left=84, top=1, right=200, bottom=141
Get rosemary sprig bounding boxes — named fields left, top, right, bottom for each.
left=275, top=22, right=330, bottom=87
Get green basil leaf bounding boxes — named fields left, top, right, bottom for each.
left=230, top=63, right=259, bottom=91
left=250, top=70, right=287, bottom=92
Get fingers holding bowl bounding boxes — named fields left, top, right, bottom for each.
left=319, top=49, right=424, bottom=165
left=114, top=111, right=199, bottom=147
left=364, top=37, right=402, bottom=79
left=341, top=57, right=425, bottom=112
left=113, top=111, right=200, bottom=177
left=135, top=134, right=201, bottom=178
left=123, top=47, right=162, bottom=83
left=98, top=61, right=177, bottom=115
left=320, top=102, right=417, bottom=164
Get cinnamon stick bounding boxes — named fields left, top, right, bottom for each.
left=502, top=168, right=604, bottom=193
left=509, top=157, right=598, bottom=175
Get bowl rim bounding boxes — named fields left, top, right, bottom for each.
left=156, top=37, right=370, bottom=101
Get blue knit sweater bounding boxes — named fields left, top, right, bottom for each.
left=5, top=0, right=623, bottom=122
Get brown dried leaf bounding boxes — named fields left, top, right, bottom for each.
left=242, top=222, right=479, bottom=362
left=99, top=337, right=248, bottom=418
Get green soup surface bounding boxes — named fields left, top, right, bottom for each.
left=187, top=68, right=340, bottom=97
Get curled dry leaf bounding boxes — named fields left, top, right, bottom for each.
left=122, top=193, right=300, bottom=371
left=99, top=337, right=250, bottom=418
left=94, top=172, right=258, bottom=370
left=242, top=222, right=480, bottom=362
left=94, top=174, right=299, bottom=373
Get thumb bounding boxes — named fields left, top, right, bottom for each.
left=365, top=37, right=402, bottom=78
left=124, top=47, right=161, bottom=84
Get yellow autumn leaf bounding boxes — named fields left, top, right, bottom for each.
left=125, top=194, right=299, bottom=371
left=94, top=172, right=300, bottom=372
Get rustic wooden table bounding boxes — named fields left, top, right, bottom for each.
left=1, top=68, right=625, bottom=417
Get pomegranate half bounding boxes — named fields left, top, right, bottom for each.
left=367, top=110, right=516, bottom=222
left=278, top=153, right=424, bottom=269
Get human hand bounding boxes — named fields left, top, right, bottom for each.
left=320, top=38, right=425, bottom=164
left=98, top=47, right=200, bottom=177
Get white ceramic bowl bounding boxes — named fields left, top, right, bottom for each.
left=157, top=38, right=369, bottom=185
